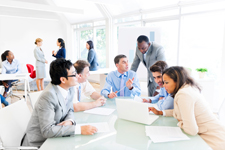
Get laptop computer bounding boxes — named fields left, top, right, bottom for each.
left=115, top=98, right=159, bottom=125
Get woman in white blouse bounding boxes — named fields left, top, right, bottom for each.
left=149, top=66, right=225, bottom=150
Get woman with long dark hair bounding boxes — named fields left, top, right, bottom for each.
left=52, top=38, right=66, bottom=59
left=86, top=40, right=99, bottom=71
left=34, top=38, right=48, bottom=91
left=149, top=66, right=225, bottom=149
left=0, top=50, right=21, bottom=97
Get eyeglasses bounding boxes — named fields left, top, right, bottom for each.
left=67, top=74, right=77, bottom=77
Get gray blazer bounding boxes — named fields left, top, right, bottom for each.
left=22, top=83, right=76, bottom=147
left=34, top=46, right=46, bottom=66
left=131, top=42, right=166, bottom=96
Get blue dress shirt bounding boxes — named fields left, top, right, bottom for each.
left=151, top=87, right=174, bottom=110
left=1, top=59, right=21, bottom=74
left=52, top=48, right=66, bottom=59
left=101, top=70, right=141, bottom=98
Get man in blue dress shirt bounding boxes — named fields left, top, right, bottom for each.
left=143, top=61, right=174, bottom=110
left=101, top=54, right=141, bottom=98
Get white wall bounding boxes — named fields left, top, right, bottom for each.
left=0, top=16, right=68, bottom=80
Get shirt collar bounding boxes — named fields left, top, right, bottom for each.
left=57, top=85, right=69, bottom=100
left=116, top=70, right=128, bottom=78
left=6, top=59, right=15, bottom=64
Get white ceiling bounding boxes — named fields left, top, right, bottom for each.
left=0, top=0, right=212, bottom=24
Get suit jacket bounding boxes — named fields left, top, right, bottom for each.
left=87, top=49, right=99, bottom=71
left=131, top=42, right=166, bottom=96
left=52, top=48, right=66, bottom=59
left=165, top=84, right=225, bottom=150
left=34, top=47, right=46, bottom=67
left=22, top=83, right=76, bottom=147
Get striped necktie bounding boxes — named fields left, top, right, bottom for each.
left=120, top=74, right=124, bottom=96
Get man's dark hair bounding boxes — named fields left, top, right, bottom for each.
left=150, top=61, right=168, bottom=74
left=50, top=58, right=74, bottom=85
left=137, top=35, right=149, bottom=43
left=74, top=60, right=90, bottom=74
left=114, top=54, right=127, bottom=65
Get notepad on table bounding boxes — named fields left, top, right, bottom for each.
left=84, top=107, right=115, bottom=116
left=145, top=126, right=190, bottom=143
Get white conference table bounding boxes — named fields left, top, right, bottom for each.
left=40, top=97, right=211, bottom=150
left=89, top=68, right=115, bottom=89
left=0, top=73, right=30, bottom=102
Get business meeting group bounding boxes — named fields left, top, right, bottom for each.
left=0, top=35, right=225, bottom=150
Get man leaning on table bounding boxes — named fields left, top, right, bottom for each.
left=21, top=58, right=97, bottom=147
left=143, top=61, right=174, bottom=110
left=101, top=54, right=141, bottom=99
left=73, top=60, right=106, bottom=112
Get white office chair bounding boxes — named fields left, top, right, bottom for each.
left=0, top=99, right=38, bottom=149
left=28, top=91, right=43, bottom=109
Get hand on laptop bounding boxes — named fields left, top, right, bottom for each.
left=126, top=77, right=134, bottom=90
left=81, top=125, right=98, bottom=135
left=95, top=96, right=106, bottom=106
left=143, top=98, right=152, bottom=103
left=108, top=91, right=118, bottom=99
left=148, top=107, right=163, bottom=115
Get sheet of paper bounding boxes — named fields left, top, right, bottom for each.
left=134, top=95, right=143, bottom=102
left=145, top=126, right=190, bottom=143
left=148, top=103, right=160, bottom=114
left=84, top=107, right=115, bottom=116
left=78, top=122, right=110, bottom=133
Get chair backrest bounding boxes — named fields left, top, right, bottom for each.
left=0, top=99, right=31, bottom=147
left=29, top=91, right=43, bottom=108
left=26, top=64, right=36, bottom=79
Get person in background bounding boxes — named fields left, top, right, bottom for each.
left=143, top=61, right=174, bottom=110
left=101, top=54, right=141, bottom=99
left=0, top=94, right=9, bottom=107
left=73, top=60, right=106, bottom=111
left=21, top=58, right=97, bottom=147
left=0, top=50, right=21, bottom=97
left=149, top=66, right=225, bottom=150
left=86, top=40, right=99, bottom=71
left=131, top=35, right=166, bottom=97
left=34, top=38, right=48, bottom=91
left=52, top=38, right=66, bottom=59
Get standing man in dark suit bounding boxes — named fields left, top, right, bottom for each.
left=131, top=35, right=166, bottom=96
left=22, top=58, right=97, bottom=147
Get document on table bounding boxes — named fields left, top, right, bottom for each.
left=78, top=122, right=110, bottom=133
left=148, top=103, right=160, bottom=114
left=134, top=95, right=143, bottom=102
left=145, top=126, right=190, bottom=143
left=84, top=107, right=115, bottom=115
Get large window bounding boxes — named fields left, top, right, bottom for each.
left=145, top=20, right=179, bottom=66
left=179, top=12, right=225, bottom=80
left=80, top=29, right=93, bottom=60
left=74, top=21, right=106, bottom=68
left=95, top=28, right=106, bottom=68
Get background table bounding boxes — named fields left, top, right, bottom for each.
left=40, top=98, right=211, bottom=150
left=89, top=68, right=115, bottom=90
left=0, top=74, right=30, bottom=101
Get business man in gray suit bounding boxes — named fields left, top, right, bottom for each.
left=131, top=35, right=166, bottom=96
left=22, top=58, right=97, bottom=147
